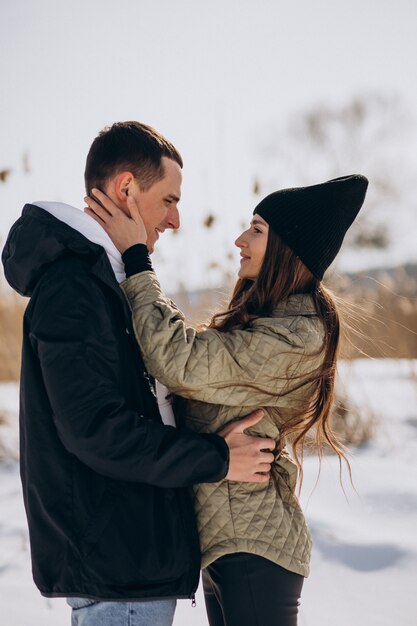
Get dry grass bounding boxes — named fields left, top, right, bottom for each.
left=174, top=265, right=417, bottom=450
left=0, top=266, right=414, bottom=462
left=0, top=406, right=18, bottom=462
left=328, top=265, right=417, bottom=359
left=0, top=265, right=416, bottom=382
left=330, top=393, right=377, bottom=448
left=0, top=288, right=26, bottom=381
left=175, top=266, right=417, bottom=359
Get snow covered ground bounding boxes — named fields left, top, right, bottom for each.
left=0, top=359, right=416, bottom=626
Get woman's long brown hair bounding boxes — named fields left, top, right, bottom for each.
left=209, top=227, right=349, bottom=477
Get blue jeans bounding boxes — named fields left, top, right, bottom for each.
left=66, top=597, right=177, bottom=626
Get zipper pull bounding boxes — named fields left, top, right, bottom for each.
left=191, top=592, right=196, bottom=608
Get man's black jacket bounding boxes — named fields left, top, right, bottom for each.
left=2, top=204, right=229, bottom=600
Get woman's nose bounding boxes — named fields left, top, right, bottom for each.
left=235, top=231, right=247, bottom=248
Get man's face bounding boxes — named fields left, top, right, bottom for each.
left=129, top=156, right=182, bottom=253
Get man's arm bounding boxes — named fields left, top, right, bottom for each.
left=29, top=264, right=273, bottom=487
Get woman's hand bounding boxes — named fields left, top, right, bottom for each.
left=84, top=188, right=147, bottom=253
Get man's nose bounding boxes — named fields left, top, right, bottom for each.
left=166, top=206, right=180, bottom=230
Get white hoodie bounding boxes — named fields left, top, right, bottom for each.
left=34, top=201, right=126, bottom=282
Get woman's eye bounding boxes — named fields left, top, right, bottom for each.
left=254, top=227, right=261, bottom=233
left=164, top=198, right=172, bottom=205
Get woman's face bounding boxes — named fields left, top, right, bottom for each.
left=235, top=214, right=269, bottom=280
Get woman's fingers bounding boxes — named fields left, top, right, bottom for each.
left=83, top=189, right=148, bottom=252
left=84, top=198, right=111, bottom=224
left=84, top=206, right=105, bottom=226
left=126, top=194, right=141, bottom=221
left=90, top=188, right=117, bottom=216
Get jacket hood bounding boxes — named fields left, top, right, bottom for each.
left=2, top=204, right=112, bottom=297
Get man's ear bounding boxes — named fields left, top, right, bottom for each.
left=113, top=172, right=135, bottom=203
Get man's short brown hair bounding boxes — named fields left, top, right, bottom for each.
left=84, top=121, right=183, bottom=194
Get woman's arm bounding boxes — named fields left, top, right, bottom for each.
left=121, top=251, right=323, bottom=406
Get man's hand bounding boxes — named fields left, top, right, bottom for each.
left=219, top=410, right=275, bottom=483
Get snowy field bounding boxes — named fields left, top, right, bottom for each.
left=0, top=359, right=416, bottom=626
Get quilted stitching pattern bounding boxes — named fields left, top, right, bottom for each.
left=122, top=272, right=325, bottom=577
left=189, top=406, right=312, bottom=576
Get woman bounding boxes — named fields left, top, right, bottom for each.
left=85, top=174, right=368, bottom=626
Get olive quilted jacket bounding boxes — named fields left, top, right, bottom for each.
left=122, top=271, right=326, bottom=576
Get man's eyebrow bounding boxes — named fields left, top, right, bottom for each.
left=166, top=193, right=180, bottom=202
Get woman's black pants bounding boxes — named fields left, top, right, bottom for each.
left=202, top=552, right=304, bottom=626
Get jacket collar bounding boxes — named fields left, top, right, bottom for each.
left=272, top=293, right=317, bottom=317
left=3, top=204, right=125, bottom=304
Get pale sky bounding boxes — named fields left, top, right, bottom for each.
left=1, top=0, right=417, bottom=289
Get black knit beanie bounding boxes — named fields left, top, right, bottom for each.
left=253, top=174, right=369, bottom=280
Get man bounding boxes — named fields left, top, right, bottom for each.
left=2, top=121, right=274, bottom=626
